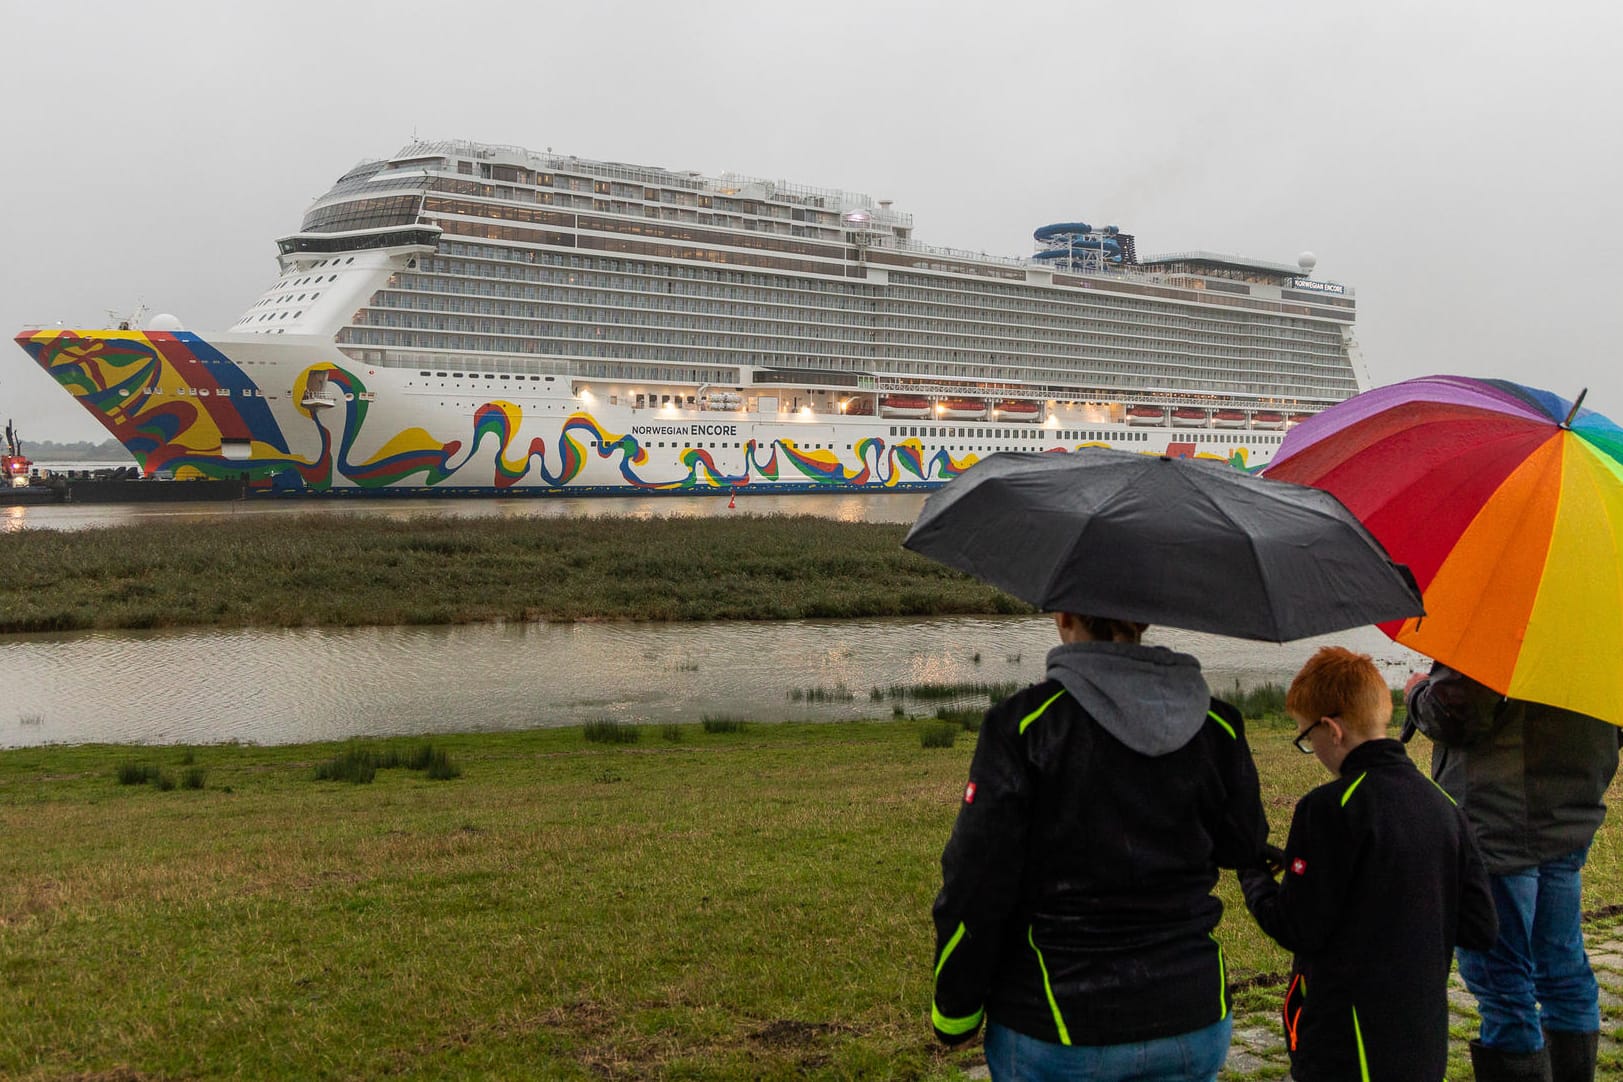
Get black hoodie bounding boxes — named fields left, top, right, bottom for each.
left=931, top=641, right=1269, bottom=1048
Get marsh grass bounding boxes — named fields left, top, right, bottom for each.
left=115, top=762, right=158, bottom=786
left=934, top=707, right=985, bottom=732
left=0, top=514, right=1031, bottom=633
left=919, top=722, right=959, bottom=749
left=876, top=681, right=1022, bottom=702
left=1228, top=681, right=1288, bottom=719
left=789, top=684, right=855, bottom=702
left=313, top=742, right=463, bottom=782
left=2, top=722, right=1620, bottom=1080
left=701, top=715, right=747, bottom=734
left=582, top=719, right=640, bottom=744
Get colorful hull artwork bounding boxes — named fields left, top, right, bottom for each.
left=16, top=329, right=1270, bottom=494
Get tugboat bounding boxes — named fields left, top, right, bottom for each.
left=2, top=419, right=32, bottom=488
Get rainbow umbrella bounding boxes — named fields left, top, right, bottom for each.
left=1265, top=375, right=1623, bottom=726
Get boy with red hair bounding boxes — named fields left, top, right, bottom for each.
left=1240, top=647, right=1498, bottom=1081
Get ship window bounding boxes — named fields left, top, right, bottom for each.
left=436, top=372, right=447, bottom=377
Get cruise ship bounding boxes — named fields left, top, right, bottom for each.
left=14, top=140, right=1363, bottom=495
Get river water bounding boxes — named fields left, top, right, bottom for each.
left=2, top=490, right=931, bottom=533
left=2, top=490, right=1429, bottom=748
left=2, top=618, right=1425, bottom=749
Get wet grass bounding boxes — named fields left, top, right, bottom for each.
left=0, top=513, right=1030, bottom=633
left=1, top=722, right=1619, bottom=1079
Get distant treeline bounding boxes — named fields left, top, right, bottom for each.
left=17, top=438, right=131, bottom=463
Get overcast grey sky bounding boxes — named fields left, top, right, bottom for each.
left=4, top=0, right=1620, bottom=442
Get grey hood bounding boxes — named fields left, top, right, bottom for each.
left=1045, top=640, right=1212, bottom=757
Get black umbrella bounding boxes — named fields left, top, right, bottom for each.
left=903, top=448, right=1424, bottom=642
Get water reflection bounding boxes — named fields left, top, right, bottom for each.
left=2, top=618, right=1425, bottom=748
left=2, top=491, right=931, bottom=533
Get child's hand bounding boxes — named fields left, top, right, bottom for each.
left=1260, top=843, right=1287, bottom=877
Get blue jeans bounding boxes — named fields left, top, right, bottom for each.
left=983, top=1016, right=1231, bottom=1082
left=1457, top=843, right=1599, bottom=1052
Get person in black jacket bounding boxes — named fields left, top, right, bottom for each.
left=1240, top=647, right=1499, bottom=1082
left=931, top=612, right=1269, bottom=1082
left=1405, top=663, right=1620, bottom=1082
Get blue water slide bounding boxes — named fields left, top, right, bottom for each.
left=1034, top=222, right=1092, bottom=241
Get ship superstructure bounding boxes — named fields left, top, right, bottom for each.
left=15, top=139, right=1361, bottom=494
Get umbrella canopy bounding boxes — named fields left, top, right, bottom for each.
left=902, top=448, right=1423, bottom=642
left=1265, top=375, right=1623, bottom=726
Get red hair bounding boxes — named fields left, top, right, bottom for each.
left=1286, top=647, right=1391, bottom=733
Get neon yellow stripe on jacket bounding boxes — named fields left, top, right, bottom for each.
left=1018, top=688, right=1069, bottom=734
left=932, top=921, right=984, bottom=1036
left=1027, top=926, right=1072, bottom=1045
left=1352, top=1004, right=1371, bottom=1081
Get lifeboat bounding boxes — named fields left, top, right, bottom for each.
left=1212, top=409, right=1248, bottom=429
left=1251, top=410, right=1287, bottom=430
left=842, top=397, right=875, bottom=416
left=880, top=394, right=931, bottom=418
left=938, top=398, right=988, bottom=420
left=1286, top=412, right=1314, bottom=427
left=993, top=399, right=1041, bottom=422
left=1171, top=407, right=1210, bottom=428
left=1126, top=405, right=1166, bottom=426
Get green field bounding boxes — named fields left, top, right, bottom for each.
left=5, top=718, right=1620, bottom=1080
left=0, top=514, right=1027, bottom=634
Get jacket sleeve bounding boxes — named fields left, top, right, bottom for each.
left=1406, top=663, right=1505, bottom=748
left=1208, top=701, right=1271, bottom=869
left=931, top=703, right=1033, bottom=1045
left=1455, top=812, right=1500, bottom=952
left=1240, top=791, right=1356, bottom=954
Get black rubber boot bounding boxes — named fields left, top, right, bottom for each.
left=1470, top=1039, right=1553, bottom=1082
left=1542, top=1028, right=1598, bottom=1082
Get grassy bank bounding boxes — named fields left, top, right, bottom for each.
left=0, top=514, right=1029, bottom=633
left=4, top=718, right=1620, bottom=1080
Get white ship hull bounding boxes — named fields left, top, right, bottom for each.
left=15, top=330, right=1289, bottom=492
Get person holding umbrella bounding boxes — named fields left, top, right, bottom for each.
left=1265, top=375, right=1623, bottom=1082
left=908, top=449, right=1425, bottom=1081
left=1404, top=666, right=1617, bottom=1082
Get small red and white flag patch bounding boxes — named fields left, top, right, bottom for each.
left=964, top=782, right=977, bottom=805
left=1291, top=858, right=1307, bottom=876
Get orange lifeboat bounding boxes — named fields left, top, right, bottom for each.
left=1212, top=409, right=1248, bottom=429
left=994, top=399, right=1041, bottom=422
left=1251, top=410, right=1286, bottom=430
left=1126, top=405, right=1166, bottom=426
left=1171, top=407, right=1210, bottom=428
left=1286, top=412, right=1313, bottom=426
left=880, top=395, right=931, bottom=418
left=939, top=398, right=988, bottom=420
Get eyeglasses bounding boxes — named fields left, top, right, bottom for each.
left=1293, top=715, right=1337, bottom=754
